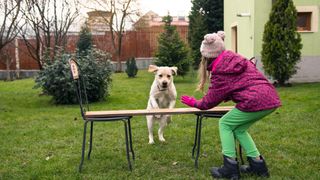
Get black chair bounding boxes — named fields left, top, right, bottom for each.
left=191, top=113, right=244, bottom=168
left=69, top=58, right=134, bottom=172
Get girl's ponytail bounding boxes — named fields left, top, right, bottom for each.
left=196, top=57, right=209, bottom=92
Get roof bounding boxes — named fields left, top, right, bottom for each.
left=133, top=12, right=189, bottom=29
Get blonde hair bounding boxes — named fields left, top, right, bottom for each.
left=196, top=57, right=210, bottom=92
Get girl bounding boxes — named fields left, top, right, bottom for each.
left=181, top=31, right=281, bottom=179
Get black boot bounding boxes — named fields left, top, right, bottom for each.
left=210, top=155, right=240, bottom=180
left=240, top=155, right=270, bottom=177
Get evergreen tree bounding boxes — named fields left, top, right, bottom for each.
left=188, top=0, right=223, bottom=68
left=155, top=14, right=191, bottom=76
left=261, top=0, right=302, bottom=86
left=125, top=57, right=138, bottom=78
left=188, top=9, right=206, bottom=68
left=77, top=23, right=92, bottom=56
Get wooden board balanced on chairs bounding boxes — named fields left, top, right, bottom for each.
left=85, top=106, right=234, bottom=169
left=85, top=106, right=234, bottom=118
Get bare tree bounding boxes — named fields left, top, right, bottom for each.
left=19, top=0, right=79, bottom=69
left=0, top=0, right=22, bottom=80
left=83, top=0, right=140, bottom=72
left=0, top=0, right=21, bottom=50
left=0, top=45, right=14, bottom=80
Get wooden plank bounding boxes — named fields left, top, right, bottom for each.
left=85, top=106, right=234, bottom=118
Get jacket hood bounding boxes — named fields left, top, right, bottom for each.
left=210, top=50, right=248, bottom=75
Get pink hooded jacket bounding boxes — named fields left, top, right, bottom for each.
left=195, top=50, right=281, bottom=112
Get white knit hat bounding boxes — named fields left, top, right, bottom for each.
left=200, top=31, right=226, bottom=58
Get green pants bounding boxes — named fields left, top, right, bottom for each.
left=219, top=108, right=276, bottom=158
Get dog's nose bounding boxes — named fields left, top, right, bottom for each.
left=162, top=81, right=168, bottom=87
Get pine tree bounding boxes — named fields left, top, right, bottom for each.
left=188, top=0, right=223, bottom=68
left=261, top=0, right=302, bottom=86
left=77, top=23, right=92, bottom=56
left=155, top=14, right=191, bottom=76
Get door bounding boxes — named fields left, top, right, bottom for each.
left=231, top=26, right=238, bottom=53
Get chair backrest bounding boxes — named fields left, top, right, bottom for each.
left=69, top=58, right=89, bottom=118
left=249, top=57, right=257, bottom=66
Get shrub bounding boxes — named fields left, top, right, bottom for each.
left=34, top=49, right=113, bottom=104
left=261, top=0, right=302, bottom=86
left=125, top=57, right=138, bottom=78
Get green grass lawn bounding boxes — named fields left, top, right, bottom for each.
left=0, top=70, right=319, bottom=179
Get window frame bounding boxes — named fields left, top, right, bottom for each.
left=296, top=6, right=319, bottom=33
left=297, top=12, right=312, bottom=31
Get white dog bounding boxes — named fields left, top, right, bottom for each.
left=146, top=65, right=178, bottom=144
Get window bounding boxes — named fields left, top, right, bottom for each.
left=297, top=12, right=312, bottom=31
left=178, top=16, right=185, bottom=21
left=296, top=6, right=319, bottom=32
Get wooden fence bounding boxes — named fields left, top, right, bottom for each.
left=0, top=26, right=188, bottom=70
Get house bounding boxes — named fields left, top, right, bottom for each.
left=133, top=11, right=160, bottom=29
left=224, top=0, right=320, bottom=82
left=132, top=11, right=189, bottom=43
left=87, top=10, right=112, bottom=33
left=133, top=11, right=189, bottom=30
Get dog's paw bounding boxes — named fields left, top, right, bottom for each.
left=148, top=140, right=155, bottom=144
left=154, top=115, right=161, bottom=119
left=159, top=136, right=166, bottom=142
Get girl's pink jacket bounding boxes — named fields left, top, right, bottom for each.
left=195, top=50, right=281, bottom=112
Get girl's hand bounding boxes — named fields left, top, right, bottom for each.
left=180, top=95, right=197, bottom=107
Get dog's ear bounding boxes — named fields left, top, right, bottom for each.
left=148, top=65, right=158, bottom=73
left=171, top=67, right=178, bottom=75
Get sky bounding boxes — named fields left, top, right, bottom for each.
left=139, top=0, right=192, bottom=16
left=78, top=0, right=192, bottom=17
left=72, top=0, right=193, bottom=31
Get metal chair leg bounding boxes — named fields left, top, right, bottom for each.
left=123, top=121, right=132, bottom=171
left=195, top=115, right=203, bottom=168
left=88, top=121, right=93, bottom=159
left=192, top=115, right=200, bottom=159
left=79, top=121, right=89, bottom=172
left=127, top=118, right=135, bottom=160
